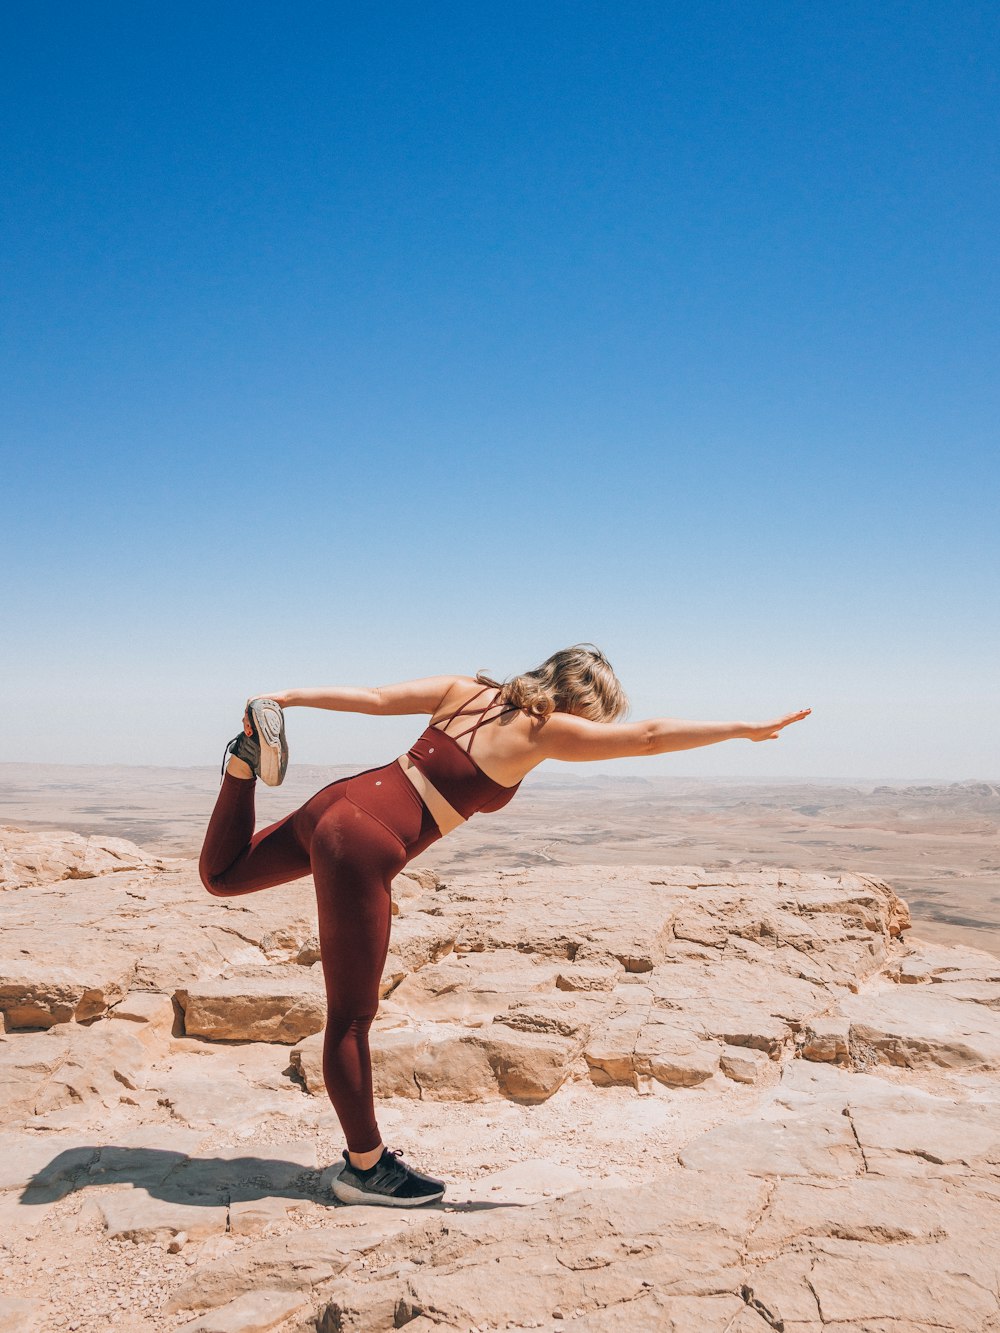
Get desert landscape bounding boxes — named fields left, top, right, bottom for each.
left=1, top=767, right=999, bottom=1331
left=2, top=764, right=998, bottom=955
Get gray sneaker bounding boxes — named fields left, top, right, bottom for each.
left=331, top=1148, right=445, bottom=1207
left=220, top=698, right=288, bottom=786
left=246, top=697, right=288, bottom=786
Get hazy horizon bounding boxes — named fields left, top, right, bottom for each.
left=2, top=761, right=998, bottom=786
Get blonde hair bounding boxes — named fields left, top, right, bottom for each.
left=476, top=644, right=629, bottom=723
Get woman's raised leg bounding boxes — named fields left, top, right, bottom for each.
left=199, top=770, right=311, bottom=896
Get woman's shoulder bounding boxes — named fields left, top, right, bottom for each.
left=429, top=676, right=492, bottom=720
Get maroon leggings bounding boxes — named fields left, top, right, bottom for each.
left=199, top=761, right=439, bottom=1152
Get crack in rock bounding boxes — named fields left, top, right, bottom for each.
left=740, top=1282, right=785, bottom=1330
left=841, top=1104, right=869, bottom=1174
left=805, top=1259, right=824, bottom=1324
left=742, top=1176, right=779, bottom=1254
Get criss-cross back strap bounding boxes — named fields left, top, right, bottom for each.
left=432, top=685, right=494, bottom=730
left=432, top=686, right=518, bottom=755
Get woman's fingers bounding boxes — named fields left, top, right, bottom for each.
left=778, top=708, right=811, bottom=729
left=748, top=708, right=811, bottom=742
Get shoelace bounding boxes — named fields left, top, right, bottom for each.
left=221, top=729, right=257, bottom=781
left=377, top=1149, right=408, bottom=1182
left=220, top=736, right=240, bottom=781
left=368, top=1148, right=419, bottom=1189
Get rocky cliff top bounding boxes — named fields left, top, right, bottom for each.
left=1, top=826, right=998, bottom=1332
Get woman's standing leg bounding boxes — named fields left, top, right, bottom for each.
left=305, top=796, right=403, bottom=1155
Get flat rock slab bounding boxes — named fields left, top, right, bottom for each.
left=175, top=1288, right=310, bottom=1332
left=89, top=1189, right=229, bottom=1241
left=844, top=986, right=1000, bottom=1069
left=320, top=1170, right=768, bottom=1331
left=149, top=1069, right=305, bottom=1129
left=166, top=1229, right=357, bottom=1315
left=452, top=1158, right=588, bottom=1205
left=809, top=1253, right=998, bottom=1328
left=0, top=1131, right=102, bottom=1193
left=748, top=1173, right=992, bottom=1254
left=160, top=1142, right=318, bottom=1203
left=847, top=1096, right=1000, bottom=1176
left=677, top=1106, right=863, bottom=1177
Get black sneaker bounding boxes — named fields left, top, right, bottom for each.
left=331, top=1148, right=446, bottom=1207
left=221, top=728, right=261, bottom=781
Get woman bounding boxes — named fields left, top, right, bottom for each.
left=199, top=644, right=810, bottom=1208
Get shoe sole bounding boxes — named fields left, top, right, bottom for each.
left=247, top=699, right=288, bottom=787
left=331, top=1178, right=445, bottom=1207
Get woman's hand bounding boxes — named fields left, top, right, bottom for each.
left=242, top=694, right=290, bottom=735
left=248, top=692, right=290, bottom=708
left=745, top=708, right=812, bottom=742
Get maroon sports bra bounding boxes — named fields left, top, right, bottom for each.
left=404, top=686, right=522, bottom=819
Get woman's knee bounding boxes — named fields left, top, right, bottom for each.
left=199, top=856, right=232, bottom=897
left=324, top=1008, right=378, bottom=1041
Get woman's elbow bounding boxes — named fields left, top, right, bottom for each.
left=637, top=722, right=661, bottom=757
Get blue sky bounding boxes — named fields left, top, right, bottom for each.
left=2, top=3, right=997, bottom=777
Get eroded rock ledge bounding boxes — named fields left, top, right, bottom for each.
left=1, top=828, right=998, bottom=1333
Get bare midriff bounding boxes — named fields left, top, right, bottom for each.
left=396, top=754, right=466, bottom=835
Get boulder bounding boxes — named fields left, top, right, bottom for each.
left=109, top=989, right=177, bottom=1052
left=176, top=971, right=326, bottom=1043
left=634, top=1016, right=720, bottom=1087
left=800, top=1014, right=850, bottom=1063
left=585, top=1011, right=645, bottom=1087
left=475, top=1023, right=585, bottom=1102
left=288, top=1030, right=325, bottom=1095
left=719, top=1045, right=771, bottom=1084
left=0, top=954, right=136, bottom=1028
left=0, top=826, right=169, bottom=889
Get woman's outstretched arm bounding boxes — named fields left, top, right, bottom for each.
left=538, top=708, right=812, bottom=762
left=253, top=677, right=465, bottom=716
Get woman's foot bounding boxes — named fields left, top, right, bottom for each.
left=221, top=729, right=261, bottom=781
left=245, top=697, right=288, bottom=786
left=219, top=698, right=288, bottom=786
left=331, top=1148, right=446, bottom=1207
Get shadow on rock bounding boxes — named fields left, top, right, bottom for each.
left=20, top=1144, right=326, bottom=1207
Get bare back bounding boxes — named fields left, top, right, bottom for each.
left=429, top=679, right=547, bottom=789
